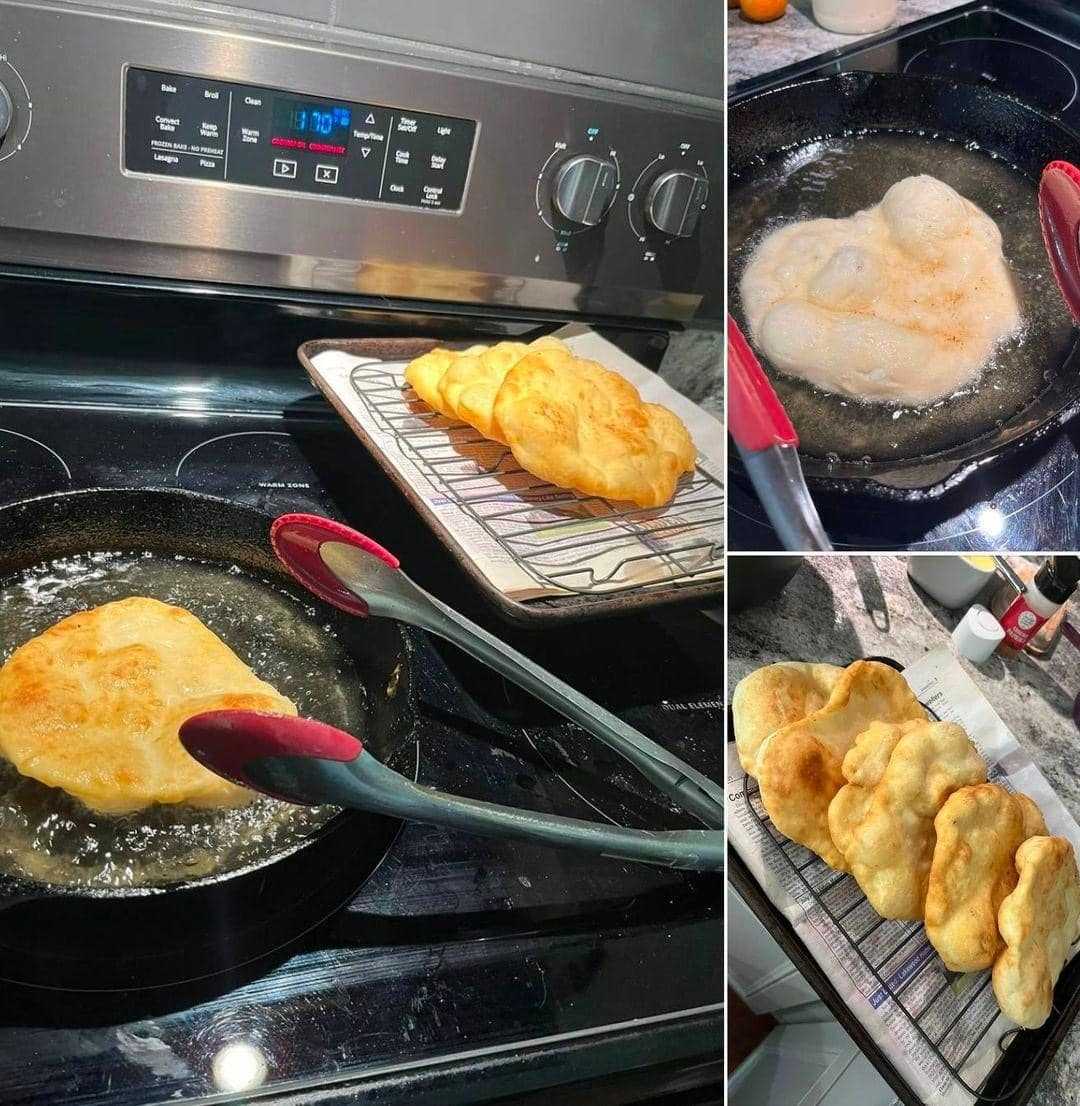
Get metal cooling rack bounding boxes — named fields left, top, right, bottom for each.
left=741, top=771, right=1067, bottom=1104
left=348, top=362, right=724, bottom=596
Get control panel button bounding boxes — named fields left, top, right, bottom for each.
left=0, top=82, right=13, bottom=142
left=379, top=110, right=474, bottom=210
left=124, top=68, right=477, bottom=211
left=124, top=70, right=230, bottom=179
left=554, top=154, right=617, bottom=227
left=645, top=169, right=708, bottom=238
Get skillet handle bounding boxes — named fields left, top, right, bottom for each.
left=257, top=746, right=724, bottom=874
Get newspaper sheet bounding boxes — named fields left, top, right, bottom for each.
left=306, top=324, right=724, bottom=601
left=728, top=646, right=1080, bottom=1105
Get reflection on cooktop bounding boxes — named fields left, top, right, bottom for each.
left=904, top=37, right=1078, bottom=113
left=729, top=432, right=1080, bottom=551
left=0, top=428, right=72, bottom=501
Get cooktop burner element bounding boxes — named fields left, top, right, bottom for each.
left=174, top=430, right=325, bottom=510
left=729, top=0, right=1080, bottom=551
left=904, top=37, right=1078, bottom=113
left=0, top=428, right=71, bottom=500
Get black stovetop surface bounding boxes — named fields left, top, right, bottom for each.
left=0, top=279, right=722, bottom=1105
left=729, top=0, right=1080, bottom=551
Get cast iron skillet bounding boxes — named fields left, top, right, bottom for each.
left=0, top=487, right=418, bottom=991
left=729, top=71, right=1080, bottom=497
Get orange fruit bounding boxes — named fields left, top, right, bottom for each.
left=740, top=0, right=787, bottom=21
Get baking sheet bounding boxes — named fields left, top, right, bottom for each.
left=728, top=646, right=1080, bottom=1105
left=303, top=325, right=724, bottom=604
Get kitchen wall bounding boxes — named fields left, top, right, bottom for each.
left=78, top=0, right=723, bottom=102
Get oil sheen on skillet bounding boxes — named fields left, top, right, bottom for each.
left=0, top=549, right=363, bottom=890
left=728, top=73, right=1078, bottom=470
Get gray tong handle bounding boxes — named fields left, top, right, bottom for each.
left=738, top=443, right=832, bottom=552
left=259, top=754, right=723, bottom=872
left=407, top=586, right=724, bottom=829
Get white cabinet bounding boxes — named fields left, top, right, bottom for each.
left=728, top=886, right=818, bottom=1014
left=728, top=889, right=900, bottom=1105
left=729, top=1023, right=900, bottom=1106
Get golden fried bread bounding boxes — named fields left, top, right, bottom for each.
left=492, top=347, right=696, bottom=508
left=0, top=597, right=297, bottom=814
left=755, top=660, right=928, bottom=870
left=731, top=662, right=844, bottom=777
left=925, top=784, right=1047, bottom=972
left=403, top=344, right=485, bottom=418
left=438, top=342, right=529, bottom=441
left=403, top=337, right=568, bottom=436
left=403, top=338, right=696, bottom=507
left=828, top=721, right=986, bottom=919
left=440, top=337, right=569, bottom=441
left=993, top=836, right=1080, bottom=1028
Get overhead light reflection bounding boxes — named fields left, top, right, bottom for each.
left=977, top=506, right=1005, bottom=539
left=211, top=1040, right=268, bottom=1093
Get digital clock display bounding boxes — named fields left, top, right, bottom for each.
left=271, top=97, right=352, bottom=155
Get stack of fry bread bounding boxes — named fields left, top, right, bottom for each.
left=734, top=659, right=1080, bottom=1030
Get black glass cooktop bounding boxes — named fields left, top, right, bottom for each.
left=729, top=0, right=1080, bottom=551
left=0, top=279, right=722, bottom=1105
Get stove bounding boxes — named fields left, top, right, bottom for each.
left=729, top=0, right=1080, bottom=551
left=0, top=283, right=723, bottom=1106
left=0, top=1, right=723, bottom=1101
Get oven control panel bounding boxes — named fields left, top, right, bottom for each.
left=0, top=2, right=721, bottom=322
left=124, top=67, right=477, bottom=212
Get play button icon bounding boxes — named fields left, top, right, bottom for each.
left=360, top=146, right=372, bottom=158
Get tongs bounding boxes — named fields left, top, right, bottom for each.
left=728, top=315, right=832, bottom=551
left=180, top=514, right=722, bottom=872
left=1039, top=160, right=1080, bottom=326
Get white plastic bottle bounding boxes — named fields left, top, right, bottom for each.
left=812, top=0, right=898, bottom=35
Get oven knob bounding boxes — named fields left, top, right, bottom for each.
left=646, top=170, right=709, bottom=238
left=554, top=154, right=618, bottom=227
left=0, top=83, right=12, bottom=142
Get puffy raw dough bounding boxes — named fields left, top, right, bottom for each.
left=731, top=662, right=845, bottom=777
left=0, top=597, right=297, bottom=814
left=925, top=784, right=1047, bottom=972
left=993, top=835, right=1080, bottom=1029
left=827, top=721, right=987, bottom=920
left=740, top=175, right=1021, bottom=404
left=755, top=659, right=929, bottom=870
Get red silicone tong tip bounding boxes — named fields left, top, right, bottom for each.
left=179, top=710, right=363, bottom=793
left=1039, top=161, right=1080, bottom=326
left=270, top=513, right=400, bottom=617
left=727, top=315, right=799, bottom=452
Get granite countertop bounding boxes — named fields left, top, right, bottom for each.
left=728, top=0, right=969, bottom=87
left=728, top=554, right=1080, bottom=1104
left=660, top=329, right=722, bottom=422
